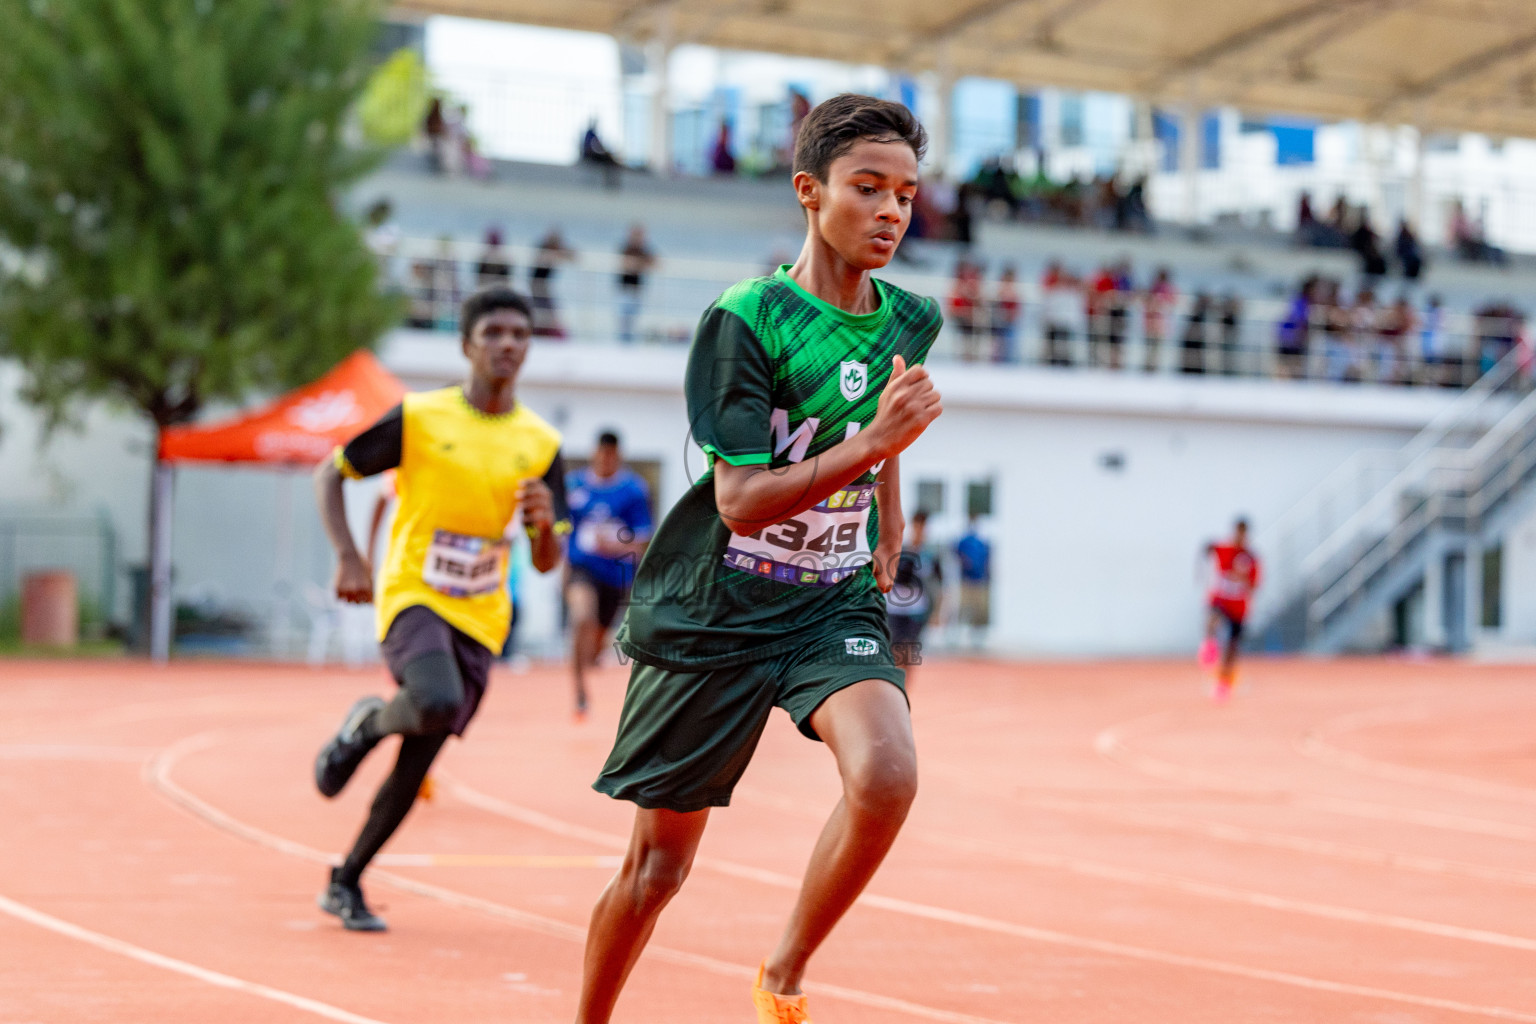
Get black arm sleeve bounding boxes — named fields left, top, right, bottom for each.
left=339, top=405, right=404, bottom=478
left=542, top=451, right=572, bottom=530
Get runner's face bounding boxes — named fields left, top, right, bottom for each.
left=804, top=139, right=918, bottom=271
left=464, top=308, right=531, bottom=383
left=592, top=443, right=621, bottom=478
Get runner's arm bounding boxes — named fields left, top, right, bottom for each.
left=715, top=356, right=940, bottom=534
left=522, top=452, right=572, bottom=573
left=315, top=406, right=403, bottom=603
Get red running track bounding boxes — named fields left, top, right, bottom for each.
left=1, top=656, right=1534, bottom=1023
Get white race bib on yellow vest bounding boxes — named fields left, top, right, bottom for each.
left=422, top=529, right=509, bottom=597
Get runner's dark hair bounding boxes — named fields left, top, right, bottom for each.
left=460, top=286, right=533, bottom=341
left=793, top=94, right=927, bottom=183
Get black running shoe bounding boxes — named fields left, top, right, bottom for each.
left=317, top=868, right=387, bottom=932
left=314, top=696, right=384, bottom=798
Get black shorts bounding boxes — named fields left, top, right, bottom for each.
left=1211, top=603, right=1246, bottom=642
left=594, top=629, right=907, bottom=812
left=569, top=565, right=628, bottom=630
left=380, top=606, right=493, bottom=736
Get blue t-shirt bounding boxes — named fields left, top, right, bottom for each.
left=956, top=531, right=991, bottom=583
left=566, top=467, right=653, bottom=588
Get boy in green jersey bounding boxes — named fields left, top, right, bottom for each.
left=577, top=95, right=943, bottom=1024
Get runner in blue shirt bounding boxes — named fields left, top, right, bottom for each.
left=566, top=430, right=652, bottom=719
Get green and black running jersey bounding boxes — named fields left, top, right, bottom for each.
left=618, top=266, right=943, bottom=670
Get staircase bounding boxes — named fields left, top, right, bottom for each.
left=1259, top=352, right=1536, bottom=653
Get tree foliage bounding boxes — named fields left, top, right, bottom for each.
left=0, top=0, right=400, bottom=429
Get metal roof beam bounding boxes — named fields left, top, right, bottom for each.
left=1373, top=30, right=1536, bottom=119
left=1142, top=0, right=1381, bottom=93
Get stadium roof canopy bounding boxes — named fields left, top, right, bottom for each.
left=393, top=0, right=1536, bottom=138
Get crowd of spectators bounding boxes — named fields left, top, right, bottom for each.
left=1295, top=192, right=1510, bottom=274
left=909, top=160, right=1152, bottom=244
left=382, top=219, right=660, bottom=342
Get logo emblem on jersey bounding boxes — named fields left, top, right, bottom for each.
left=839, top=361, right=868, bottom=402
left=844, top=637, right=879, bottom=656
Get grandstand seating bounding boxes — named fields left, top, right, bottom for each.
left=356, top=154, right=1536, bottom=385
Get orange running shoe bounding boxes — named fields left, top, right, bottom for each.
left=751, top=962, right=810, bottom=1024
left=417, top=775, right=436, bottom=802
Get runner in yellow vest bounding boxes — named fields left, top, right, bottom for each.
left=311, top=286, right=570, bottom=931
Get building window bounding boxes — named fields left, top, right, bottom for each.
left=917, top=479, right=945, bottom=516
left=966, top=479, right=993, bottom=518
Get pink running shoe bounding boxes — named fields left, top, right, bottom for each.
left=1197, top=637, right=1219, bottom=670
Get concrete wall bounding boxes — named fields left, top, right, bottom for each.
left=0, top=336, right=1491, bottom=656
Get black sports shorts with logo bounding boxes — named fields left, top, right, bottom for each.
left=593, top=626, right=905, bottom=813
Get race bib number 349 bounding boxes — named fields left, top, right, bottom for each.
left=422, top=529, right=509, bottom=597
left=723, top=483, right=874, bottom=587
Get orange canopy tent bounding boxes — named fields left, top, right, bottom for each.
left=158, top=350, right=404, bottom=466
left=146, top=351, right=404, bottom=661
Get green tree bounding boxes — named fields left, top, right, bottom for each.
left=0, top=0, right=401, bottom=655
left=0, top=0, right=398, bottom=428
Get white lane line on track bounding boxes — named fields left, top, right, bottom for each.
left=1096, top=714, right=1536, bottom=841
left=0, top=744, right=157, bottom=761
left=898, top=763, right=1536, bottom=890
left=145, top=730, right=1014, bottom=1024
left=445, top=778, right=1536, bottom=1022
left=0, top=892, right=393, bottom=1024
left=731, top=784, right=1536, bottom=953
left=1299, top=699, right=1536, bottom=806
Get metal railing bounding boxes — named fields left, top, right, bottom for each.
left=375, top=234, right=1517, bottom=385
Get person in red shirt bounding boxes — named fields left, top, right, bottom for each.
left=1199, top=518, right=1260, bottom=702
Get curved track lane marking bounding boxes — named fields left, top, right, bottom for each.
left=1096, top=713, right=1536, bottom=841
left=146, top=729, right=1014, bottom=1024
left=0, top=892, right=394, bottom=1024
left=1299, top=698, right=1536, bottom=806
left=445, top=777, right=1536, bottom=1021
left=916, top=763, right=1536, bottom=890
left=730, top=784, right=1536, bottom=951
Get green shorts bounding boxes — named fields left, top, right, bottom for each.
left=593, top=632, right=906, bottom=813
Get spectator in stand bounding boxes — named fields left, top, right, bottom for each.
left=1295, top=191, right=1320, bottom=247
left=1420, top=294, right=1451, bottom=386
left=788, top=89, right=812, bottom=151
left=529, top=228, right=574, bottom=338
left=1087, top=264, right=1116, bottom=368
left=1395, top=219, right=1424, bottom=280
left=1348, top=288, right=1379, bottom=383
left=990, top=265, right=1021, bottom=363
left=948, top=260, right=983, bottom=362
left=1143, top=267, right=1176, bottom=372
left=951, top=181, right=976, bottom=247
left=430, top=235, right=461, bottom=331
left=1323, top=196, right=1351, bottom=248
left=616, top=223, right=656, bottom=344
left=405, top=259, right=435, bottom=329
left=474, top=227, right=512, bottom=290
left=456, top=103, right=490, bottom=180
left=1379, top=294, right=1416, bottom=385
left=955, top=516, right=992, bottom=649
left=710, top=121, right=737, bottom=175
left=1181, top=293, right=1212, bottom=374
left=423, top=96, right=447, bottom=173
left=1351, top=211, right=1388, bottom=279
left=1276, top=276, right=1315, bottom=380
left=1042, top=261, right=1078, bottom=366
left=580, top=119, right=623, bottom=189
left=1218, top=294, right=1243, bottom=375
left=1121, top=175, right=1152, bottom=233
left=1451, top=200, right=1507, bottom=265
left=363, top=200, right=402, bottom=290
left=1474, top=302, right=1523, bottom=373
left=1320, top=280, right=1353, bottom=382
